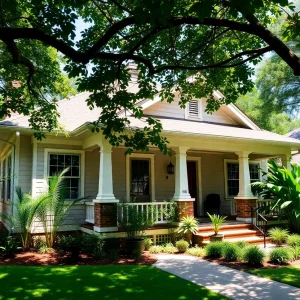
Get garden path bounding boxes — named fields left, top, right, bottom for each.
left=154, top=254, right=300, bottom=300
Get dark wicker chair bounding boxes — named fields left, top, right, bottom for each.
left=204, top=194, right=221, bottom=215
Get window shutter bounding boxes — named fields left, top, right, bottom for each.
left=188, top=100, right=199, bottom=117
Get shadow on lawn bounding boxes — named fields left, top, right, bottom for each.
left=0, top=265, right=225, bottom=300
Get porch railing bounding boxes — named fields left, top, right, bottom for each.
left=256, top=199, right=279, bottom=217
left=85, top=202, right=94, bottom=224
left=119, top=202, right=173, bottom=225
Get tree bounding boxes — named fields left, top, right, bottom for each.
left=1, top=0, right=300, bottom=153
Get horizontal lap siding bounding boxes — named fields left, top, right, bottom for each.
left=112, top=148, right=126, bottom=200
left=19, top=136, right=32, bottom=194
left=0, top=202, right=11, bottom=229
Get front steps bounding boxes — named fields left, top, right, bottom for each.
left=193, top=223, right=271, bottom=245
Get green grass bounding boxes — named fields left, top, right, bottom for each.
left=249, top=265, right=300, bottom=288
left=0, top=265, right=227, bottom=300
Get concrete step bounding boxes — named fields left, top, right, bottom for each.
left=197, top=223, right=253, bottom=232
left=195, top=229, right=260, bottom=241
left=225, top=235, right=271, bottom=245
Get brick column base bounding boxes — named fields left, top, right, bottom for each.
left=94, top=202, right=118, bottom=233
left=234, top=197, right=258, bottom=223
left=177, top=200, right=195, bottom=221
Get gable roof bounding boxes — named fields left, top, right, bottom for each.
left=287, top=128, right=300, bottom=140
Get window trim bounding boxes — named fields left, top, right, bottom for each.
left=224, top=159, right=261, bottom=199
left=1, top=149, right=13, bottom=201
left=44, top=148, right=85, bottom=198
left=126, top=153, right=155, bottom=202
left=185, top=99, right=203, bottom=120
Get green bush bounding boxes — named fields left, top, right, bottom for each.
left=234, top=240, right=249, bottom=249
left=268, top=227, right=289, bottom=246
left=176, top=239, right=189, bottom=253
left=33, top=236, right=46, bottom=252
left=107, top=248, right=120, bottom=261
left=143, top=238, right=153, bottom=251
left=287, top=234, right=300, bottom=247
left=162, top=243, right=177, bottom=254
left=222, top=243, right=241, bottom=262
left=269, top=247, right=293, bottom=264
left=57, top=235, right=82, bottom=260
left=205, top=242, right=224, bottom=258
left=289, top=245, right=300, bottom=260
left=186, top=246, right=205, bottom=257
left=82, top=233, right=105, bottom=259
left=149, top=245, right=164, bottom=254
left=0, top=236, right=21, bottom=258
left=242, top=245, right=265, bottom=265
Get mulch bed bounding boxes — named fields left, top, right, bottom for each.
left=0, top=250, right=157, bottom=266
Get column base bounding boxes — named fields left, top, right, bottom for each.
left=173, top=198, right=195, bottom=220
left=94, top=194, right=118, bottom=202
left=94, top=226, right=118, bottom=233
left=236, top=217, right=252, bottom=224
left=234, top=196, right=258, bottom=221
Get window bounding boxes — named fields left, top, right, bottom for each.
left=1, top=154, right=12, bottom=201
left=226, top=161, right=260, bottom=197
left=185, top=99, right=203, bottom=120
left=48, top=153, right=80, bottom=200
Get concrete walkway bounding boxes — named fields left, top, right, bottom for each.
left=154, top=254, right=300, bottom=300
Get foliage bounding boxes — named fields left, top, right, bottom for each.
left=33, top=236, right=46, bottom=252
left=0, top=265, right=228, bottom=299
left=289, top=245, right=300, bottom=260
left=36, top=169, right=83, bottom=248
left=143, top=237, right=153, bottom=251
left=82, top=233, right=105, bottom=259
left=287, top=234, right=300, bottom=247
left=38, top=245, right=54, bottom=254
left=242, top=245, right=265, bottom=266
left=175, top=239, right=189, bottom=253
left=149, top=245, right=164, bottom=254
left=1, top=1, right=300, bottom=151
left=268, top=227, right=289, bottom=246
left=222, top=243, right=241, bottom=262
left=1, top=187, right=48, bottom=250
left=164, top=202, right=179, bottom=244
left=249, top=266, right=300, bottom=288
left=234, top=240, right=249, bottom=249
left=0, top=236, right=21, bottom=258
left=252, top=159, right=300, bottom=233
left=118, top=204, right=156, bottom=239
left=186, top=246, right=206, bottom=257
left=107, top=248, right=120, bottom=261
left=177, top=216, right=199, bottom=244
left=205, top=242, right=224, bottom=259
left=149, top=243, right=177, bottom=254
left=57, top=234, right=83, bottom=260
left=207, top=213, right=227, bottom=235
left=269, top=248, right=293, bottom=265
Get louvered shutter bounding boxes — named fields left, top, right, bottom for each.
left=188, top=100, right=199, bottom=117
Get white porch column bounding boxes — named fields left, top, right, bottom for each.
left=234, top=151, right=257, bottom=223
left=281, top=153, right=292, bottom=170
left=95, top=143, right=116, bottom=202
left=172, top=147, right=191, bottom=200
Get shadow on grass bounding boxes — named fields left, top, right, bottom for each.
left=0, top=265, right=226, bottom=300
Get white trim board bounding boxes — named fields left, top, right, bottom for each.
left=126, top=153, right=155, bottom=202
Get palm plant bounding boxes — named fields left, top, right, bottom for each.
left=177, top=215, right=199, bottom=244
left=36, top=168, right=83, bottom=248
left=207, top=213, right=227, bottom=235
left=1, top=187, right=48, bottom=250
left=252, top=159, right=300, bottom=233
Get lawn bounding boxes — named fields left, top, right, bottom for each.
left=0, top=265, right=227, bottom=300
left=249, top=265, right=300, bottom=288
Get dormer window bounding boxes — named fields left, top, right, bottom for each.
left=185, top=99, right=203, bottom=120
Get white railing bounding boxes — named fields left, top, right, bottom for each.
left=119, top=202, right=173, bottom=225
left=85, top=202, right=94, bottom=223
left=256, top=199, right=279, bottom=216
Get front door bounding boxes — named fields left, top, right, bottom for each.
left=187, top=161, right=198, bottom=216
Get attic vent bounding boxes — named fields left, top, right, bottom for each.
left=188, top=100, right=199, bottom=117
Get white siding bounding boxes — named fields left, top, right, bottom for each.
left=18, top=136, right=32, bottom=193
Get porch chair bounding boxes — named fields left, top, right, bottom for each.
left=204, top=194, right=221, bottom=215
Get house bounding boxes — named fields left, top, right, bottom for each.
left=1, top=78, right=300, bottom=241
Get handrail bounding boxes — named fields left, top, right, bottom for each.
left=248, top=204, right=267, bottom=248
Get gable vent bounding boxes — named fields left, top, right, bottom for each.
left=188, top=100, right=199, bottom=117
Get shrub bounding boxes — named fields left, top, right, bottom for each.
left=82, top=233, right=105, bottom=259
left=162, top=243, right=177, bottom=254
left=57, top=234, right=82, bottom=260
left=242, top=245, right=265, bottom=265
left=107, top=248, right=120, bottom=261
left=268, top=227, right=289, bottom=246
left=234, top=240, right=249, bottom=249
left=143, top=237, right=153, bottom=251
left=33, top=236, right=46, bottom=252
left=176, top=239, right=189, bottom=253
left=186, top=246, right=205, bottom=257
left=0, top=236, right=21, bottom=258
left=289, top=245, right=300, bottom=260
left=207, top=213, right=227, bottom=235
left=287, top=234, right=300, bottom=247
left=38, top=245, right=53, bottom=254
left=269, top=247, right=293, bottom=264
left=205, top=242, right=224, bottom=258
left=177, top=216, right=199, bottom=244
left=149, top=245, right=164, bottom=254
left=222, top=243, right=241, bottom=262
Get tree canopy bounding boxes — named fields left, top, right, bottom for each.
left=1, top=0, right=300, bottom=153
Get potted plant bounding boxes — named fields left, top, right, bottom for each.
left=207, top=213, right=227, bottom=242
left=177, top=215, right=199, bottom=245
left=118, top=204, right=155, bottom=256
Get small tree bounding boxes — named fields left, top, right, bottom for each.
left=207, top=213, right=227, bottom=235
left=177, top=215, right=199, bottom=245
